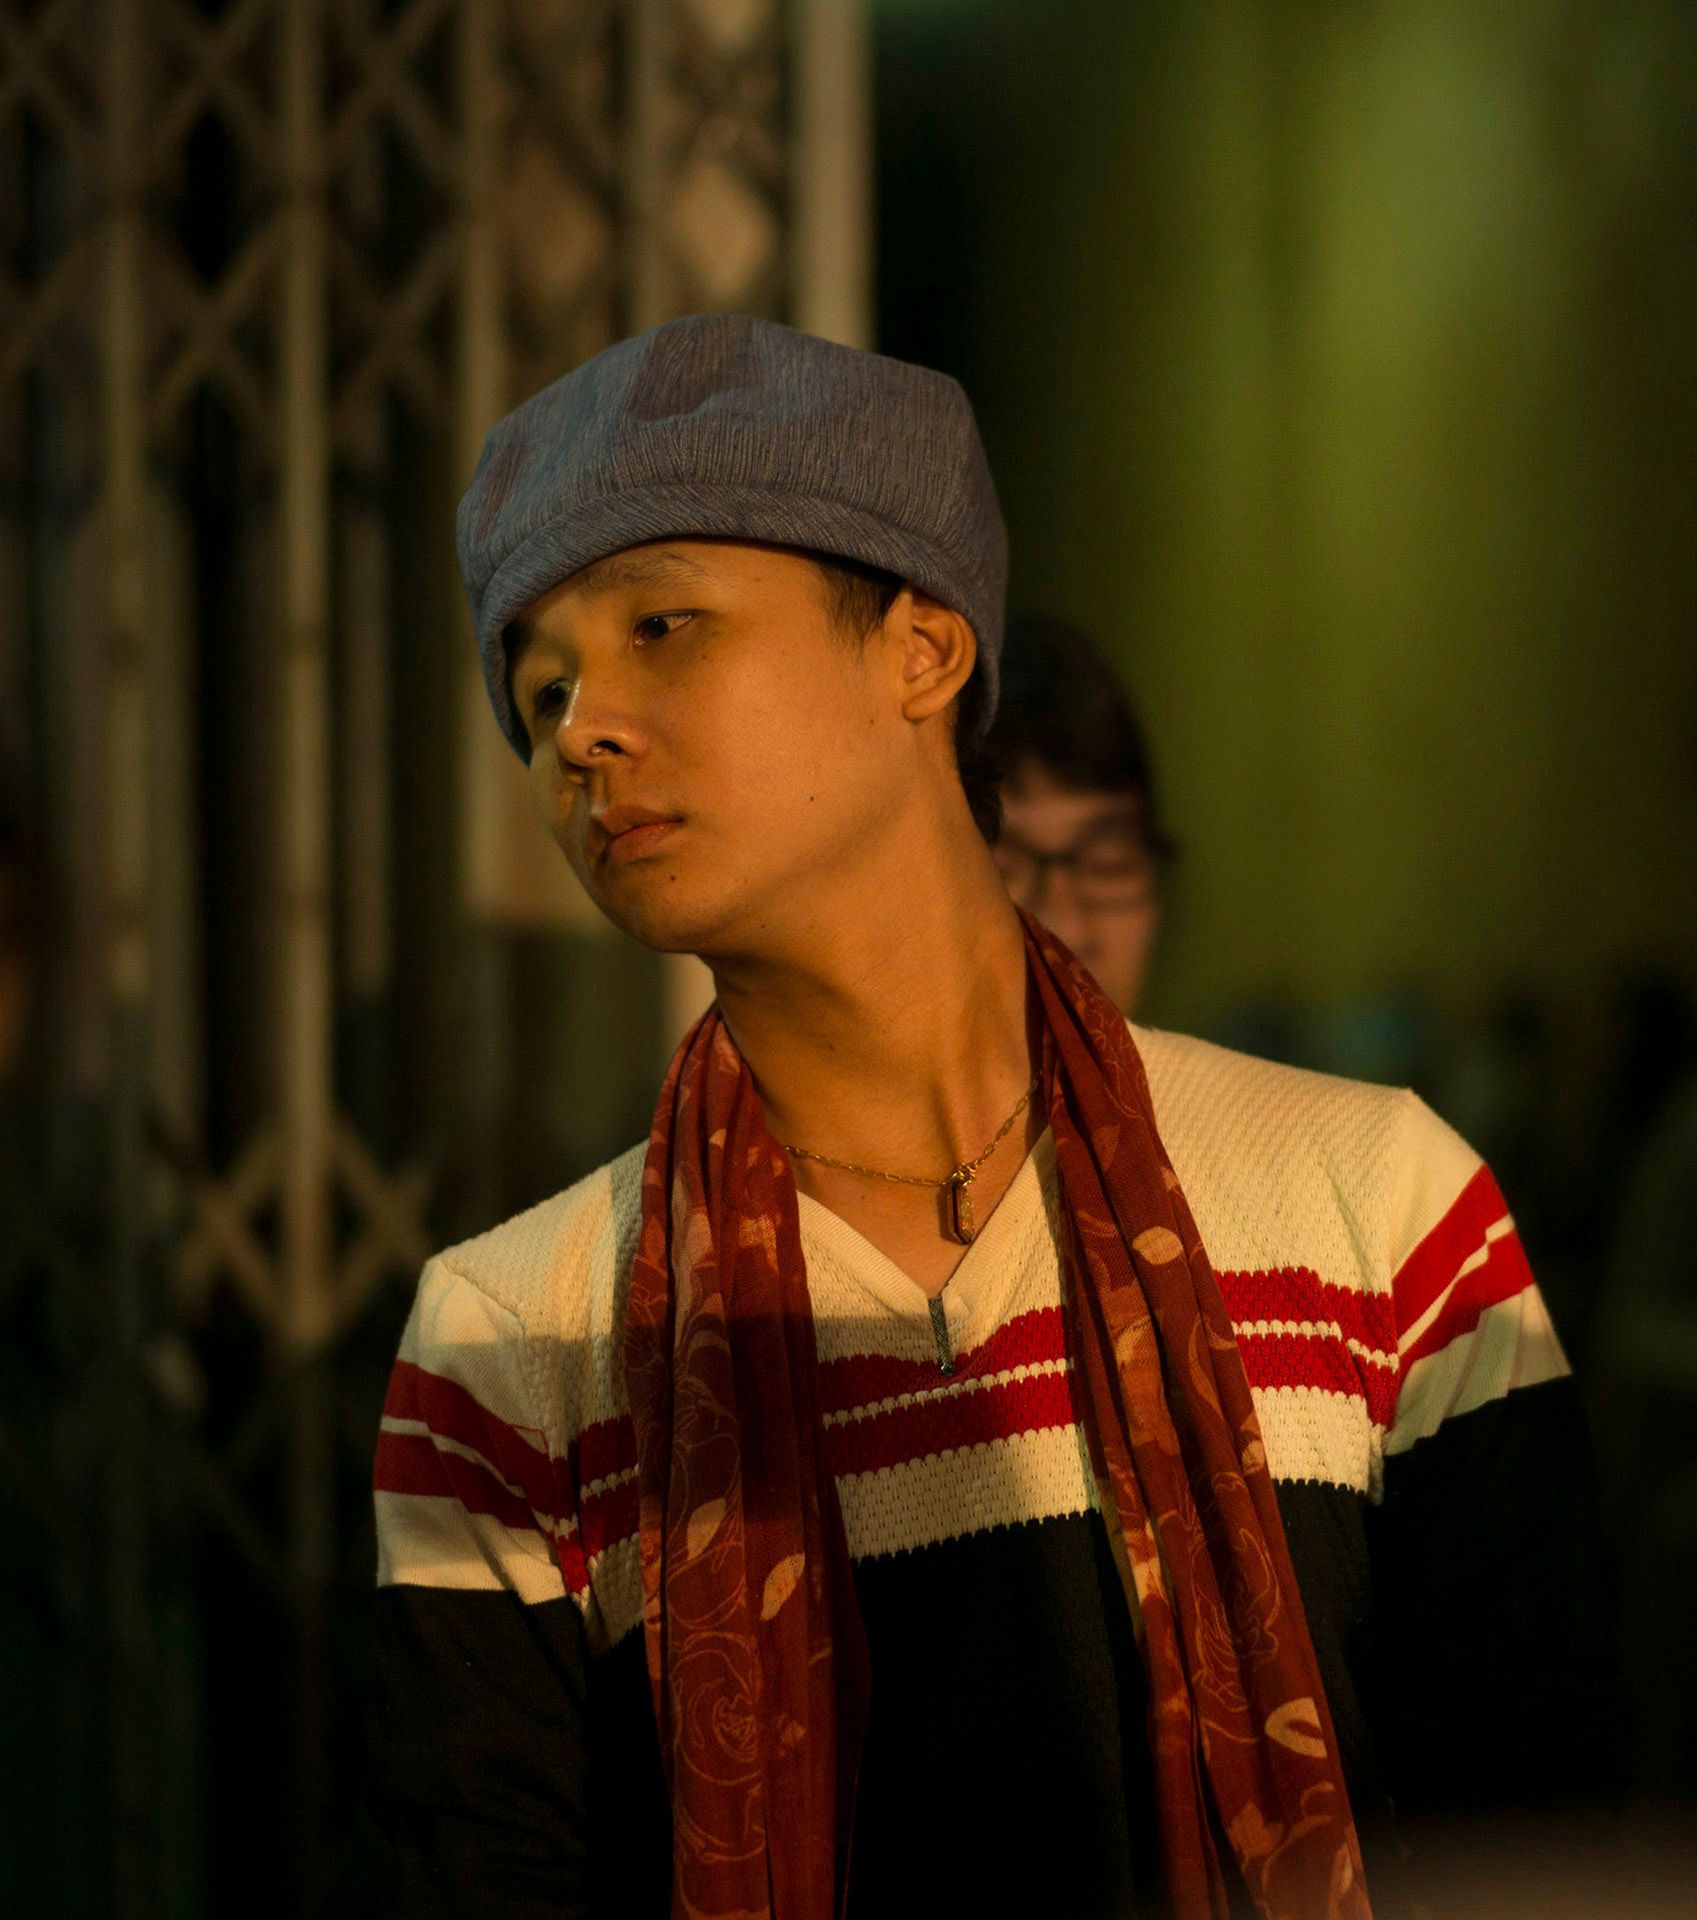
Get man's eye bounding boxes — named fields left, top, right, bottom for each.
left=633, top=610, right=693, bottom=644
left=1076, top=844, right=1151, bottom=881
left=531, top=678, right=569, bottom=721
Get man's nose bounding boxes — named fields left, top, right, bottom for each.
left=554, top=676, right=647, bottom=770
left=1012, top=861, right=1053, bottom=914
left=1033, top=888, right=1094, bottom=953
left=1019, top=864, right=1093, bottom=948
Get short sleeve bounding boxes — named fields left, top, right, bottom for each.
left=374, top=1254, right=585, bottom=1605
left=1383, top=1094, right=1569, bottom=1459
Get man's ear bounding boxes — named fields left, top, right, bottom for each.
left=886, top=587, right=977, bottom=723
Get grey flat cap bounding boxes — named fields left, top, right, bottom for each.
left=456, top=314, right=1008, bottom=758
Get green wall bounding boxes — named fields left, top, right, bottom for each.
left=877, top=0, right=1697, bottom=1036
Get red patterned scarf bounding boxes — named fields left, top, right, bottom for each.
left=626, top=914, right=1370, bottom=1920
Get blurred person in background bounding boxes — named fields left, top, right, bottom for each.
left=988, top=613, right=1173, bottom=1015
left=351, top=318, right=1614, bottom=1920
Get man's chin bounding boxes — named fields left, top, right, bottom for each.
left=588, top=878, right=733, bottom=958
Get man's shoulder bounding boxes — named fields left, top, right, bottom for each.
left=379, top=1144, right=649, bottom=1618
left=1131, top=1023, right=1479, bottom=1288
left=427, top=1139, right=649, bottom=1336
left=1131, top=1022, right=1474, bottom=1177
left=1133, top=1023, right=1417, bottom=1138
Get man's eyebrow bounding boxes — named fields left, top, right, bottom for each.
left=567, top=545, right=714, bottom=597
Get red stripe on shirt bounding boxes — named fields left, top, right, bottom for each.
left=1215, top=1267, right=1397, bottom=1363
left=555, top=1532, right=590, bottom=1597
left=1234, top=1329, right=1398, bottom=1426
left=574, top=1413, right=637, bottom=1491
left=579, top=1477, right=640, bottom=1564
left=373, top=1429, right=542, bottom=1536
left=383, top=1360, right=562, bottom=1519
left=815, top=1306, right=1069, bottom=1417
left=1399, top=1225, right=1536, bottom=1372
left=1391, top=1166, right=1513, bottom=1340
left=823, top=1368, right=1076, bottom=1478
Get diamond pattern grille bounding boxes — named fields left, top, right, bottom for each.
left=0, top=1, right=817, bottom=1911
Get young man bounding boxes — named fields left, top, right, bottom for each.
left=989, top=614, right=1174, bottom=1016
left=360, top=317, right=1611, bottom=1920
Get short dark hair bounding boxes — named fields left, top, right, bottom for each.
left=805, top=551, right=1001, bottom=842
left=806, top=550, right=905, bottom=642
left=987, top=614, right=1174, bottom=859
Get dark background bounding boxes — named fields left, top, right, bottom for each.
left=875, top=0, right=1697, bottom=1877
left=3, top=0, right=1696, bottom=1913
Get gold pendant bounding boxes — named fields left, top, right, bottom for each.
left=947, top=1175, right=976, bottom=1246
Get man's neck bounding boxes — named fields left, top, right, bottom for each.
left=707, top=805, right=1033, bottom=1184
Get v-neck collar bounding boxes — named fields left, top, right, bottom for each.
left=796, top=1128, right=1057, bottom=1361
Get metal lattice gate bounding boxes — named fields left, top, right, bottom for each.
left=0, top=2, right=867, bottom=1913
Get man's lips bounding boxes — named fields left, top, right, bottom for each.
left=589, top=804, right=685, bottom=867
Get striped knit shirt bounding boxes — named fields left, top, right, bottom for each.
left=355, top=1027, right=1612, bottom=1920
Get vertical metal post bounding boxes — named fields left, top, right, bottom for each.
left=627, top=0, right=670, bottom=334
left=339, top=425, right=393, bottom=1007
left=340, top=30, right=395, bottom=1129
left=280, top=0, right=334, bottom=1901
left=143, top=487, right=203, bottom=1166
left=459, top=0, right=504, bottom=462
left=103, top=0, right=148, bottom=1148
left=456, top=0, right=518, bottom=1221
left=103, top=0, right=153, bottom=1911
left=793, top=0, right=872, bottom=350
left=280, top=0, right=333, bottom=1356
left=458, top=0, right=507, bottom=778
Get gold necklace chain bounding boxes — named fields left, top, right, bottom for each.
left=779, top=1079, right=1039, bottom=1247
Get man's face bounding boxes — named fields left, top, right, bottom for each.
left=509, top=539, right=916, bottom=956
left=994, top=757, right=1161, bottom=1015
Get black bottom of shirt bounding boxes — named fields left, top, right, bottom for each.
left=347, top=1380, right=1616, bottom=1920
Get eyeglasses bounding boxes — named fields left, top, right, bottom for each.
left=992, top=822, right=1160, bottom=913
